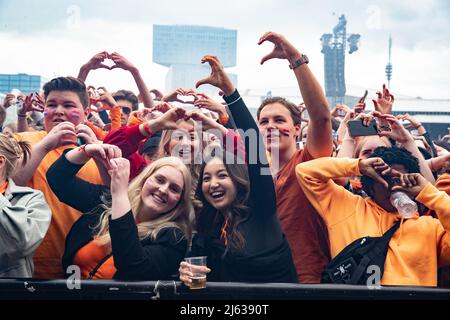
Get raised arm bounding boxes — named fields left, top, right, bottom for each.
left=13, top=122, right=77, bottom=186
left=258, top=32, right=332, bottom=158
left=196, top=55, right=276, bottom=217
left=109, top=52, right=154, bottom=109
left=46, top=144, right=121, bottom=212
left=77, top=51, right=111, bottom=83
left=107, top=157, right=186, bottom=280
left=375, top=112, right=435, bottom=183
left=296, top=157, right=389, bottom=225
left=17, top=93, right=45, bottom=133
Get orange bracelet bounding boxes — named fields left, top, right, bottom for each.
left=218, top=114, right=230, bottom=126
left=143, top=123, right=153, bottom=136
left=78, top=144, right=89, bottom=157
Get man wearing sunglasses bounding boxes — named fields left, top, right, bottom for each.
left=112, top=89, right=139, bottom=126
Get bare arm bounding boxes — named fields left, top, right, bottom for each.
left=77, top=51, right=110, bottom=83
left=13, top=122, right=77, bottom=186
left=110, top=52, right=154, bottom=109
left=428, top=153, right=450, bottom=172
left=17, top=93, right=45, bottom=133
left=258, top=32, right=332, bottom=158
left=109, top=158, right=132, bottom=220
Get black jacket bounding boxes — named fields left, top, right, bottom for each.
left=191, top=90, right=298, bottom=283
left=46, top=151, right=187, bottom=280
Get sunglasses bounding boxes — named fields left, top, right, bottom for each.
left=121, top=106, right=131, bottom=115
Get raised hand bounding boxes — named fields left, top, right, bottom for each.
left=195, top=55, right=235, bottom=96
left=153, top=106, right=187, bottom=131
left=194, top=92, right=227, bottom=116
left=84, top=51, right=111, bottom=71
left=185, top=110, right=225, bottom=132
left=359, top=157, right=391, bottom=188
left=373, top=112, right=412, bottom=144
left=372, top=84, right=394, bottom=115
left=95, top=87, right=117, bottom=110
left=149, top=101, right=173, bottom=114
left=331, top=104, right=352, bottom=118
left=150, top=89, right=164, bottom=101
left=18, top=92, right=45, bottom=117
left=257, top=31, right=302, bottom=66
left=109, top=52, right=136, bottom=72
left=84, top=143, right=122, bottom=163
left=3, top=94, right=17, bottom=108
left=353, top=111, right=375, bottom=128
left=391, top=173, right=428, bottom=197
left=108, top=157, right=130, bottom=196
left=42, top=121, right=77, bottom=150
left=162, top=88, right=197, bottom=104
left=396, top=113, right=422, bottom=130
left=76, top=123, right=100, bottom=145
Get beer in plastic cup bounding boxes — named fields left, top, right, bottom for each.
left=184, top=256, right=207, bottom=289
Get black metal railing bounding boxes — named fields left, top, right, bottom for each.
left=0, top=279, right=449, bottom=300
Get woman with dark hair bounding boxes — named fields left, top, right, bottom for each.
left=179, top=55, right=297, bottom=284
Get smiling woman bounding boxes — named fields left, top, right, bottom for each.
left=46, top=143, right=193, bottom=280
left=179, top=55, right=298, bottom=285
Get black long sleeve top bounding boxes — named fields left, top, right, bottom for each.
left=46, top=150, right=187, bottom=280
left=191, top=90, right=298, bottom=283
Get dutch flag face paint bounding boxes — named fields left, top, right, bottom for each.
left=267, top=128, right=290, bottom=137
left=67, top=109, right=82, bottom=124
left=43, top=108, right=53, bottom=118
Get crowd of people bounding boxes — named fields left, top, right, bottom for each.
left=1, top=31, right=450, bottom=288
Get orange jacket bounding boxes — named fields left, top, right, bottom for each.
left=296, top=157, right=450, bottom=286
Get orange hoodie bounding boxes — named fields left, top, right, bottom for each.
left=436, top=173, right=450, bottom=195
left=296, top=157, right=450, bottom=286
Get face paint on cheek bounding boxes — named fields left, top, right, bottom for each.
left=280, top=129, right=291, bottom=136
left=67, top=110, right=82, bottom=124
left=43, top=108, right=54, bottom=118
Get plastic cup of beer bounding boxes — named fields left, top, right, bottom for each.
left=184, top=256, right=207, bottom=289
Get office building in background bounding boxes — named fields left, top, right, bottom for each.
left=153, top=25, right=238, bottom=96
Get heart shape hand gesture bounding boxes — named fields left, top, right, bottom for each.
left=82, top=52, right=137, bottom=73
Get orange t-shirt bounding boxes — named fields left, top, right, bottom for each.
left=73, top=241, right=116, bottom=279
left=15, top=131, right=103, bottom=279
left=274, top=148, right=331, bottom=283
left=86, top=121, right=107, bottom=140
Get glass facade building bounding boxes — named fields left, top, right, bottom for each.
left=0, top=73, right=45, bottom=94
left=153, top=25, right=237, bottom=94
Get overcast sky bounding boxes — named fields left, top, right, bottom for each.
left=1, top=0, right=449, bottom=99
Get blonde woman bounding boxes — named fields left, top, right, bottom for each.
left=0, top=134, right=51, bottom=277
left=47, top=143, right=193, bottom=280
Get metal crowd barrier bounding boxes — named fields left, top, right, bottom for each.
left=0, top=279, right=449, bottom=300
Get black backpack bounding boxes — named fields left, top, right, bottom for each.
left=321, top=221, right=400, bottom=285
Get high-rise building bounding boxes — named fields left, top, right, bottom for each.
left=153, top=25, right=238, bottom=95
left=0, top=73, right=45, bottom=94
